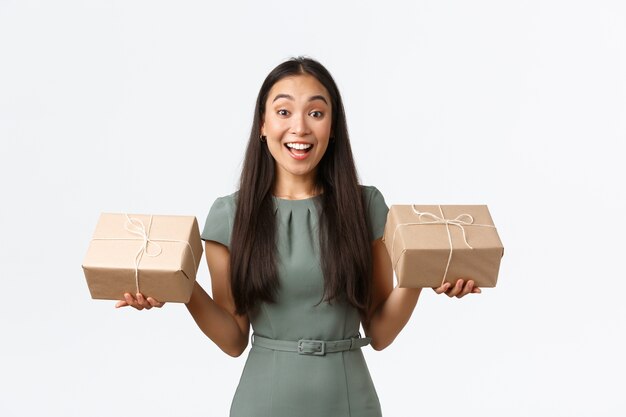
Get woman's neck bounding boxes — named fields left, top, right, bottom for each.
left=272, top=172, right=321, bottom=200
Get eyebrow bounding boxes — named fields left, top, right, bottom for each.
left=272, top=94, right=329, bottom=105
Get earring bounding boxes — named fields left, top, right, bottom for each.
left=260, top=135, right=267, bottom=142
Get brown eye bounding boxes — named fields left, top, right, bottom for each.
left=277, top=109, right=289, bottom=116
left=309, top=111, right=323, bottom=118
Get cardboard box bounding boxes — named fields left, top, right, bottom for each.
left=82, top=213, right=203, bottom=303
left=382, top=205, right=504, bottom=288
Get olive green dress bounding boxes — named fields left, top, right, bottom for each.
left=201, top=185, right=389, bottom=417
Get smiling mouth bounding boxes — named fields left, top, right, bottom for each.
left=285, top=142, right=313, bottom=156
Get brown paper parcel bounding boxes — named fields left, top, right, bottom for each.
left=383, top=205, right=504, bottom=288
left=82, top=213, right=203, bottom=303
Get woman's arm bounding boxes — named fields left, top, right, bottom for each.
left=362, top=239, right=420, bottom=351
left=362, top=238, right=478, bottom=351
left=185, top=241, right=250, bottom=357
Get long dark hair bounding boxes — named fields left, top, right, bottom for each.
left=230, top=57, right=373, bottom=320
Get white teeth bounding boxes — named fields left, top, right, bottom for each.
left=286, top=143, right=312, bottom=150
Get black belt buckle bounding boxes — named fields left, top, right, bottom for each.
left=297, top=339, right=326, bottom=356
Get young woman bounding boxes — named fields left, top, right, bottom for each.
left=116, top=57, right=480, bottom=417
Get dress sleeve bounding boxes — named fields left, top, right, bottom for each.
left=364, top=185, right=389, bottom=242
left=201, top=196, right=234, bottom=248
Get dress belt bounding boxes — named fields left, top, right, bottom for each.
left=251, top=333, right=372, bottom=356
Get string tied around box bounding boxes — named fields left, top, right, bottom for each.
left=390, top=205, right=495, bottom=287
left=91, top=214, right=198, bottom=295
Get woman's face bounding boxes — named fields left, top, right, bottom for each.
left=261, top=74, right=332, bottom=183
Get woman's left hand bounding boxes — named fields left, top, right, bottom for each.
left=433, top=279, right=481, bottom=298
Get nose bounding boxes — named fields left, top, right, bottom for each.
left=290, top=113, right=310, bottom=137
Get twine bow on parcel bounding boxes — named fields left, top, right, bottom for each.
left=92, top=214, right=198, bottom=295
left=390, top=205, right=495, bottom=287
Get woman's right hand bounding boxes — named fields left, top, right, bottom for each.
left=115, top=292, right=165, bottom=310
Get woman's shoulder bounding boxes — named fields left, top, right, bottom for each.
left=201, top=191, right=239, bottom=246
left=360, top=184, right=382, bottom=196
left=360, top=184, right=385, bottom=204
left=212, top=190, right=239, bottom=211
left=360, top=185, right=388, bottom=241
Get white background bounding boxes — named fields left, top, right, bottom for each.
left=1, top=1, right=625, bottom=416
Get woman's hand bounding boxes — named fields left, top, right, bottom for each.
left=115, top=292, right=165, bottom=310
left=433, top=279, right=481, bottom=298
